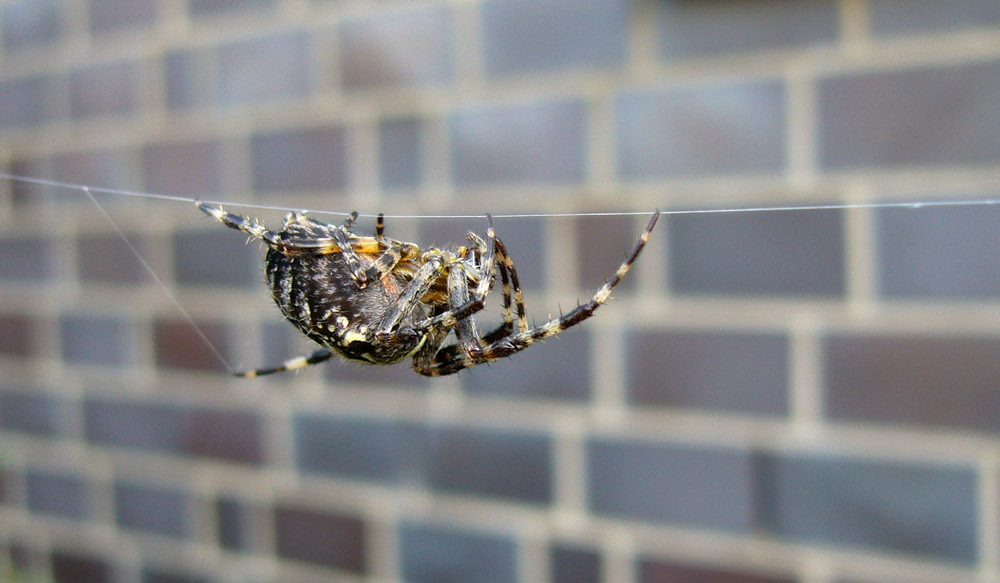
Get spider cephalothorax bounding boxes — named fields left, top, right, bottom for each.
left=198, top=202, right=659, bottom=377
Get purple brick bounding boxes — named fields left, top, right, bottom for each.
left=189, top=0, right=273, bottom=16
left=251, top=126, right=348, bottom=193
left=217, top=32, right=310, bottom=107
left=0, top=75, right=53, bottom=130
left=654, top=0, right=838, bottom=58
left=0, top=237, right=54, bottom=282
left=639, top=559, right=794, bottom=583
left=379, top=117, right=423, bottom=189
left=142, top=567, right=210, bottom=583
left=616, top=82, right=786, bottom=178
left=340, top=6, right=453, bottom=90
left=0, top=392, right=64, bottom=435
left=824, top=333, right=1000, bottom=433
left=400, top=522, right=516, bottom=583
left=60, top=314, right=130, bottom=365
left=273, top=504, right=365, bottom=572
left=51, top=551, right=109, bottom=583
left=756, top=454, right=977, bottom=562
left=0, top=315, right=37, bottom=356
left=143, top=140, right=220, bottom=197
left=26, top=471, right=87, bottom=519
left=627, top=330, right=789, bottom=415
left=551, top=545, right=600, bottom=583
left=115, top=481, right=188, bottom=538
left=1, top=0, right=60, bottom=51
left=587, top=440, right=754, bottom=530
left=88, top=0, right=157, bottom=33
left=819, top=61, right=1000, bottom=169
left=668, top=209, right=845, bottom=297
left=77, top=233, right=146, bottom=284
left=85, top=398, right=263, bottom=464
left=871, top=0, right=1000, bottom=35
left=69, top=60, right=140, bottom=119
left=482, top=0, right=626, bottom=76
left=877, top=204, right=1000, bottom=299
left=153, top=319, right=232, bottom=372
left=173, top=229, right=258, bottom=288
left=450, top=99, right=586, bottom=185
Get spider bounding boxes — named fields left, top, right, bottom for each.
left=197, top=201, right=659, bottom=377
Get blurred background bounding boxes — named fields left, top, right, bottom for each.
left=2, top=0, right=1000, bottom=582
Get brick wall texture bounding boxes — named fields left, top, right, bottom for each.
left=2, top=1, right=1000, bottom=582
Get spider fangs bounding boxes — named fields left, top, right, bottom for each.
left=197, top=202, right=659, bottom=377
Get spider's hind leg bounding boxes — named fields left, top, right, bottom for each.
left=235, top=348, right=335, bottom=378
left=197, top=202, right=287, bottom=250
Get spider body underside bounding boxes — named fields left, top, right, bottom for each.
left=197, top=202, right=659, bottom=377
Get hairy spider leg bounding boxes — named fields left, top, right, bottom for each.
left=236, top=347, right=335, bottom=377
left=416, top=210, right=660, bottom=376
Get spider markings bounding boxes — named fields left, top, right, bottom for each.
left=197, top=202, right=659, bottom=377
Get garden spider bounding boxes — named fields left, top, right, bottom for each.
left=198, top=202, right=659, bottom=377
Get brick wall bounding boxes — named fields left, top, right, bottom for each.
left=2, top=1, right=1000, bottom=582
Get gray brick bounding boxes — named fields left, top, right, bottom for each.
left=60, top=313, right=130, bottom=365
left=216, top=497, right=249, bottom=551
left=616, top=82, right=786, bottom=178
left=588, top=440, right=754, bottom=530
left=142, top=567, right=210, bottom=583
left=576, top=214, right=643, bottom=293
left=482, top=0, right=626, bottom=76
left=450, top=100, right=586, bottom=185
left=819, top=61, right=1000, bottom=169
left=26, top=471, right=87, bottom=519
left=877, top=204, right=1000, bottom=299
left=399, top=522, right=516, bottom=583
left=51, top=148, right=138, bottom=191
left=251, top=126, right=348, bottom=193
left=217, top=32, right=310, bottom=107
left=551, top=545, right=600, bottom=583
left=50, top=551, right=109, bottom=583
left=756, top=454, right=977, bottom=562
left=870, top=0, right=1000, bottom=36
left=627, top=330, right=789, bottom=415
left=143, top=140, right=220, bottom=197
left=0, top=76, right=53, bottom=130
left=165, top=49, right=211, bottom=111
left=379, top=117, right=423, bottom=189
left=2, top=0, right=60, bottom=51
left=69, top=60, right=140, bottom=119
left=173, top=229, right=258, bottom=288
left=668, top=209, right=845, bottom=296
left=88, top=0, right=157, bottom=33
left=823, top=333, right=1000, bottom=433
left=340, top=6, right=453, bottom=90
left=273, top=503, right=365, bottom=572
left=0, top=392, right=64, bottom=435
left=114, top=481, right=188, bottom=538
left=77, top=233, right=146, bottom=284
left=654, top=0, right=838, bottom=58
left=189, top=0, right=273, bottom=16
left=0, top=237, right=54, bottom=282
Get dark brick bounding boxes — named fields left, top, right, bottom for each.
left=340, top=6, right=453, bottom=90
left=173, top=229, right=258, bottom=288
left=273, top=504, right=365, bottom=572
left=379, top=117, right=423, bottom=189
left=0, top=75, right=53, bottom=130
left=870, top=0, right=1000, bottom=35
left=627, top=330, right=789, bottom=415
left=217, top=32, right=310, bottom=107
left=588, top=440, right=753, bottom=530
left=755, top=454, right=977, bottom=563
left=189, top=0, right=273, bottom=16
left=142, top=567, right=210, bottom=583
left=654, top=0, right=838, bottom=58
left=482, top=0, right=626, bottom=76
left=0, top=391, right=64, bottom=435
left=88, top=0, right=157, bottom=33
left=51, top=551, right=109, bottom=583
left=60, top=314, right=130, bottom=365
left=26, top=471, right=87, bottom=519
left=877, top=204, right=1000, bottom=299
left=295, top=414, right=552, bottom=502
left=153, top=319, right=232, bottom=372
left=669, top=209, right=845, bottom=297
left=551, top=545, right=600, bottom=583
left=461, top=326, right=591, bottom=401
left=819, top=61, right=1000, bottom=169
left=1, top=0, right=60, bottom=51
left=115, top=481, right=188, bottom=538
left=51, top=148, right=138, bottom=191
left=399, top=522, right=516, bottom=583
left=0, top=237, right=54, bottom=282
left=165, top=49, right=211, bottom=111
left=216, top=497, right=249, bottom=551
left=251, top=126, right=348, bottom=193
left=70, top=60, right=140, bottom=118
left=85, top=398, right=263, bottom=464
left=616, top=81, right=786, bottom=178
left=639, top=559, right=794, bottom=583
left=823, top=333, right=1000, bottom=433
left=0, top=315, right=38, bottom=356
left=6, top=158, right=53, bottom=205
left=575, top=214, right=642, bottom=293
left=450, top=100, right=586, bottom=185
left=77, top=233, right=145, bottom=284
left=143, top=140, right=220, bottom=197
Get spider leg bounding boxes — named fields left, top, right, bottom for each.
left=416, top=210, right=660, bottom=377
left=233, top=348, right=335, bottom=378
left=197, top=201, right=289, bottom=250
